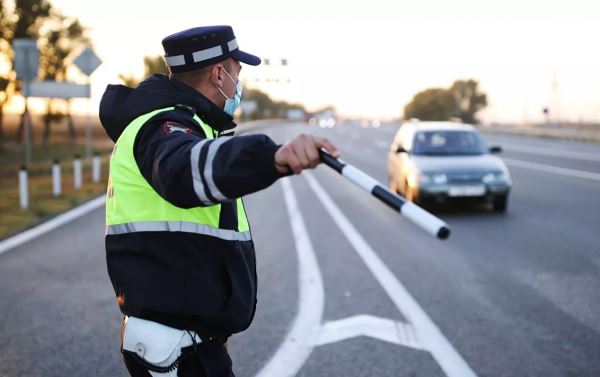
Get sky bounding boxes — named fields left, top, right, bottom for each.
left=18, top=0, right=600, bottom=123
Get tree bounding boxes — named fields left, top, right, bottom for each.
left=118, top=55, right=168, bottom=87
left=404, top=88, right=455, bottom=121
left=451, top=79, right=487, bottom=124
left=0, top=0, right=88, bottom=143
left=143, top=55, right=168, bottom=77
left=404, top=79, right=488, bottom=123
left=1, top=0, right=52, bottom=143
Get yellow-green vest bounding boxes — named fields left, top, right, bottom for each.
left=105, top=107, right=250, bottom=241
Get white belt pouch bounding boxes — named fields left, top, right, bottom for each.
left=122, top=316, right=201, bottom=377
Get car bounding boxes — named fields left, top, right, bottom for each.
left=387, top=120, right=512, bottom=212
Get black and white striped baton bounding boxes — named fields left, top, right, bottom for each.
left=319, top=150, right=450, bottom=240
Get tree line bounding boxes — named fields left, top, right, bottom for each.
left=404, top=79, right=487, bottom=124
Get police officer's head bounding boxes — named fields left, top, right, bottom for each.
left=162, top=25, right=261, bottom=115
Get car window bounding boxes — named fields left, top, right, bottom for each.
left=412, top=130, right=488, bottom=156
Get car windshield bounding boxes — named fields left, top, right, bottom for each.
left=412, top=130, right=488, bottom=156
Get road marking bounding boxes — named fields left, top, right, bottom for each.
left=255, top=178, right=324, bottom=377
left=311, top=315, right=422, bottom=350
left=502, top=157, right=600, bottom=182
left=304, top=171, right=478, bottom=377
left=498, top=142, right=600, bottom=162
left=0, top=195, right=105, bottom=256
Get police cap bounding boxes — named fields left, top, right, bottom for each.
left=162, top=25, right=261, bottom=73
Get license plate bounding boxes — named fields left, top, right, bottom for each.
left=448, top=185, right=486, bottom=197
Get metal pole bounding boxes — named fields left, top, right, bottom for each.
left=52, top=159, right=62, bottom=197
left=23, top=90, right=32, bottom=167
left=73, top=154, right=82, bottom=190
left=85, top=88, right=92, bottom=160
left=92, top=154, right=101, bottom=183
left=19, top=166, right=29, bottom=209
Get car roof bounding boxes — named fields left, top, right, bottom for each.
left=402, top=121, right=476, bottom=132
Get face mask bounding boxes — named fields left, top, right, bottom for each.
left=216, top=67, right=243, bottom=116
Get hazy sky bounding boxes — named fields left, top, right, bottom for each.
left=45, top=0, right=600, bottom=123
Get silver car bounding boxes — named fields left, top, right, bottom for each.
left=387, top=121, right=512, bottom=212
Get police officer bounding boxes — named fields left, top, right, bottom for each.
left=99, top=25, right=338, bottom=377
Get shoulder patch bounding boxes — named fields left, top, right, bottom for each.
left=163, top=121, right=192, bottom=135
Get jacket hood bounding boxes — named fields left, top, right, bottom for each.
left=99, top=74, right=235, bottom=142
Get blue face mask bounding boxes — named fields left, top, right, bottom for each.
left=216, top=67, right=243, bottom=116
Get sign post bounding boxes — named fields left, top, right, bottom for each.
left=13, top=39, right=39, bottom=167
left=73, top=47, right=102, bottom=160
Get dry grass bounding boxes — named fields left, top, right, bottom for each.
left=0, top=155, right=111, bottom=239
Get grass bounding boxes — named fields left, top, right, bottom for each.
left=0, top=140, right=113, bottom=240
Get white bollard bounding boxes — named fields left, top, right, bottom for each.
left=92, top=155, right=101, bottom=183
left=52, top=159, right=62, bottom=197
left=74, top=155, right=82, bottom=190
left=19, top=166, right=29, bottom=209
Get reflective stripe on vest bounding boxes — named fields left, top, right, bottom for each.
left=105, top=107, right=250, bottom=240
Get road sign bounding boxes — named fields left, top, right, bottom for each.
left=28, top=81, right=91, bottom=98
left=73, top=47, right=102, bottom=76
left=13, top=39, right=39, bottom=81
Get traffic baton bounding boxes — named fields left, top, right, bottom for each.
left=319, top=150, right=450, bottom=240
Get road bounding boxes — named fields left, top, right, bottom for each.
left=1, top=121, right=599, bottom=377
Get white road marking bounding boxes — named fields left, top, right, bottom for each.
left=0, top=195, right=105, bottom=256
left=499, top=142, right=600, bottom=162
left=502, top=157, right=600, bottom=182
left=311, top=315, right=422, bottom=350
left=304, top=171, right=478, bottom=377
left=255, top=178, right=324, bottom=377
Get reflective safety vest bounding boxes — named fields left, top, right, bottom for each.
left=105, top=107, right=250, bottom=241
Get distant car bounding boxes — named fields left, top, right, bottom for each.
left=387, top=121, right=512, bottom=212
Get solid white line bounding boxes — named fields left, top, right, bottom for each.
left=499, top=142, right=600, bottom=162
left=502, top=157, right=600, bottom=182
left=0, top=195, right=106, bottom=256
left=254, top=178, right=324, bottom=377
left=304, top=171, right=478, bottom=377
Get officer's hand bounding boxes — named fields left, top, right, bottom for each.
left=274, top=134, right=340, bottom=175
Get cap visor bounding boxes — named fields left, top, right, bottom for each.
left=231, top=50, right=261, bottom=66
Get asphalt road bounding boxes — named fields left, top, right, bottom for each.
left=1, top=121, right=599, bottom=377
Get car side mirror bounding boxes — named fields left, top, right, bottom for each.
left=396, top=146, right=407, bottom=154
left=490, top=146, right=502, bottom=154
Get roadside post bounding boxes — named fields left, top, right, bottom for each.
left=19, top=166, right=29, bottom=209
left=73, top=155, right=82, bottom=190
left=92, top=154, right=101, bottom=183
left=52, top=159, right=62, bottom=197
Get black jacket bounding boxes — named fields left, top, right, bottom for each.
left=100, top=74, right=284, bottom=339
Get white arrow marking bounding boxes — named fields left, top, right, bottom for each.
left=254, top=178, right=324, bottom=377
left=311, top=314, right=422, bottom=350
left=304, top=171, right=478, bottom=377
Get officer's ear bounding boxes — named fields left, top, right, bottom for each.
left=210, top=64, right=225, bottom=87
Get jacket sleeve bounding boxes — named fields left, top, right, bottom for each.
left=133, top=110, right=285, bottom=208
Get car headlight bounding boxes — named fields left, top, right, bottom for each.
left=432, top=173, right=447, bottom=185
left=482, top=172, right=506, bottom=183
left=419, top=173, right=447, bottom=185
